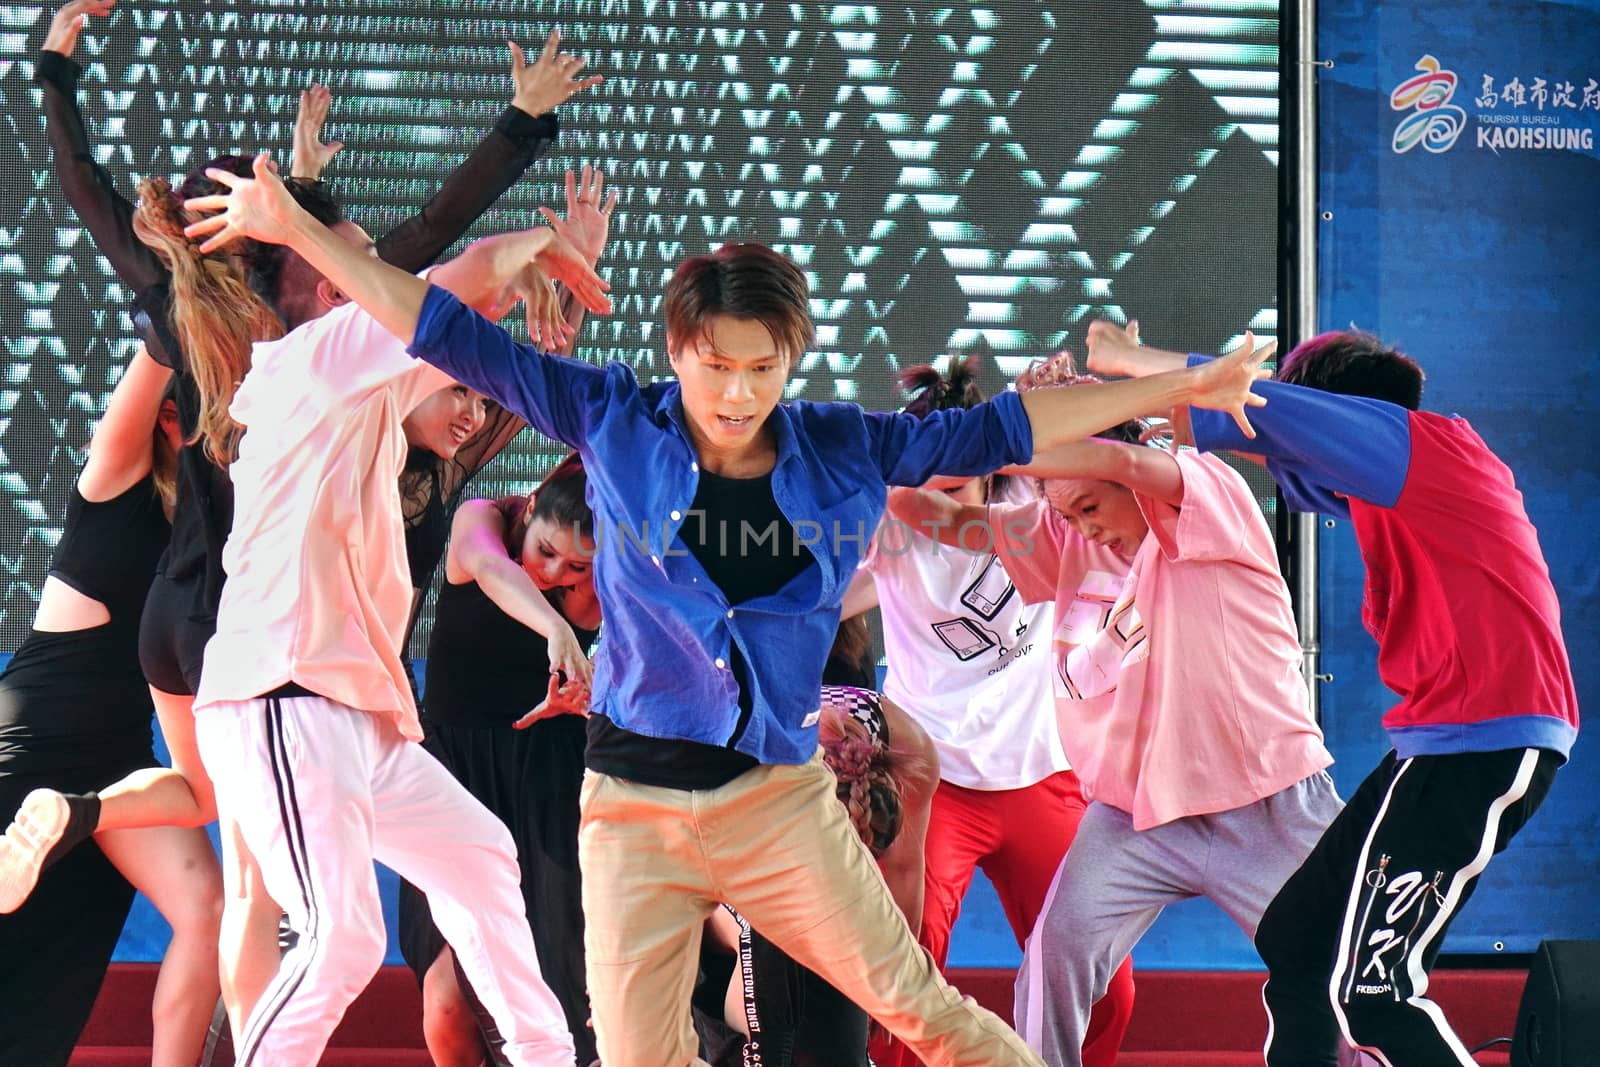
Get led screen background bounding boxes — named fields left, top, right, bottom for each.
left=1, top=1, right=1280, bottom=651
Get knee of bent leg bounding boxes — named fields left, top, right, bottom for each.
left=1254, top=893, right=1315, bottom=977
left=1100, top=955, right=1137, bottom=1029
left=304, top=890, right=388, bottom=989
left=322, top=918, right=388, bottom=995
left=161, top=863, right=227, bottom=941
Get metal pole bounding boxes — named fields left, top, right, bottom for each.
left=1283, top=0, right=1324, bottom=717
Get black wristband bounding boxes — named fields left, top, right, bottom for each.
left=494, top=105, right=559, bottom=144
left=32, top=49, right=82, bottom=90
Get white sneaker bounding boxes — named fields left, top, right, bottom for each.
left=0, top=788, right=70, bottom=913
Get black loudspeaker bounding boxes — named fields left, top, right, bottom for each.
left=1511, top=940, right=1600, bottom=1066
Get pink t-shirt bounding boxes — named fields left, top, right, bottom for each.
left=992, top=450, right=1332, bottom=829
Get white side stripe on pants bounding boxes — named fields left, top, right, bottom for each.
left=238, top=701, right=319, bottom=1065
left=1324, top=749, right=1540, bottom=1067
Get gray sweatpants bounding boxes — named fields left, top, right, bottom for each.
left=1013, top=771, right=1344, bottom=1067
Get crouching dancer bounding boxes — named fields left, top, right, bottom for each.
left=184, top=152, right=1271, bottom=1067
left=179, top=161, right=612, bottom=1066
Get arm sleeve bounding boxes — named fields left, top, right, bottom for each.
left=1185, top=355, right=1414, bottom=511
left=866, top=390, right=1035, bottom=486
left=408, top=286, right=606, bottom=450
left=374, top=107, right=559, bottom=273
left=1138, top=451, right=1254, bottom=564
left=33, top=51, right=167, bottom=297
left=989, top=499, right=1072, bottom=605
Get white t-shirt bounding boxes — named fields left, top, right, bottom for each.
left=195, top=299, right=452, bottom=739
left=864, top=483, right=1074, bottom=790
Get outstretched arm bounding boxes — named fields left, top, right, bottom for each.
left=376, top=30, right=602, bottom=273
left=1023, top=332, right=1273, bottom=449
left=184, top=154, right=612, bottom=447
left=35, top=0, right=167, bottom=295
left=869, top=333, right=1271, bottom=488
left=1092, top=317, right=1413, bottom=510
left=184, top=153, right=610, bottom=344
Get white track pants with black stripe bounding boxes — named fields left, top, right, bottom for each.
left=196, top=694, right=575, bottom=1067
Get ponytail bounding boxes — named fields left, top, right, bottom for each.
left=132, top=177, right=283, bottom=465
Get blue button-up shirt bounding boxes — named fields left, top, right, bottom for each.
left=410, top=287, right=1034, bottom=764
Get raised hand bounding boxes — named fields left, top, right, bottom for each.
left=1084, top=318, right=1143, bottom=377
left=538, top=164, right=618, bottom=267
left=291, top=84, right=344, bottom=180
left=489, top=262, right=573, bottom=349
left=528, top=229, right=612, bottom=316
left=181, top=152, right=301, bottom=251
left=44, top=0, right=115, bottom=57
left=509, top=29, right=603, bottom=117
left=1185, top=332, right=1274, bottom=438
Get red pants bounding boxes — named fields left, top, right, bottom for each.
left=876, top=771, right=1136, bottom=1067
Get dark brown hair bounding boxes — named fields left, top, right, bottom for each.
left=899, top=354, right=984, bottom=418
left=497, top=452, right=591, bottom=556
left=663, top=243, right=814, bottom=363
left=1277, top=330, right=1425, bottom=411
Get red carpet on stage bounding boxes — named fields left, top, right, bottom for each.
left=69, top=963, right=1522, bottom=1065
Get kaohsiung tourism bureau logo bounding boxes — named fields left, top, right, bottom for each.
left=1390, top=54, right=1599, bottom=155
left=1390, top=55, right=1467, bottom=153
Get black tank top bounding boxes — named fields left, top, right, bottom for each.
left=423, top=579, right=599, bottom=728
left=48, top=477, right=171, bottom=625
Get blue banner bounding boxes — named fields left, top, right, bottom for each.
left=1317, top=0, right=1600, bottom=953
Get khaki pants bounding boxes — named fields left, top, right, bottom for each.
left=579, top=750, right=1044, bottom=1067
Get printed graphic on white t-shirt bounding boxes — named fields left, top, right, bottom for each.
left=1052, top=567, right=1149, bottom=702
left=930, top=555, right=1028, bottom=662
left=868, top=525, right=1068, bottom=790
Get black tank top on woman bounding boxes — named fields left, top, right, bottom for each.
left=0, top=477, right=169, bottom=754
left=423, top=579, right=599, bottom=729
left=48, top=479, right=171, bottom=626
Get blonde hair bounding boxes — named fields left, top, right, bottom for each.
left=132, top=177, right=283, bottom=465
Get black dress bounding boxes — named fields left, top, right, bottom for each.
left=399, top=577, right=600, bottom=1066
left=33, top=48, right=557, bottom=696
left=0, top=477, right=171, bottom=1065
